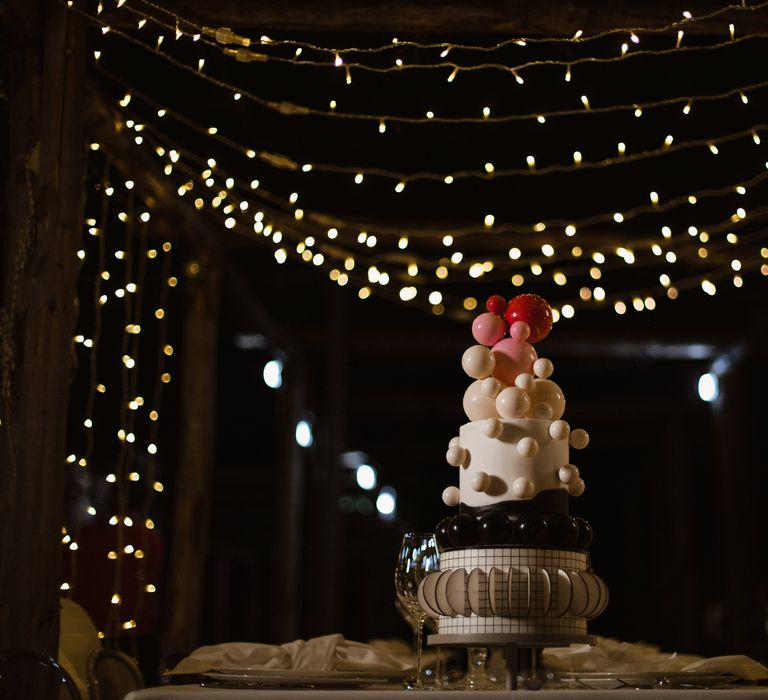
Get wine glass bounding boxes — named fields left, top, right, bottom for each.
left=394, top=532, right=439, bottom=689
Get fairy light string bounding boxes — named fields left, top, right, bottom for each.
left=127, top=108, right=768, bottom=250
left=64, top=0, right=767, bottom=320
left=96, top=63, right=768, bottom=185
left=130, top=0, right=768, bottom=56
left=128, top=116, right=768, bottom=307
left=62, top=148, right=176, bottom=641
left=62, top=154, right=115, bottom=597
left=106, top=122, right=768, bottom=319
left=106, top=0, right=768, bottom=80
left=75, top=2, right=768, bottom=126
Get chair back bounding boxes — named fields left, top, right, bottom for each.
left=0, top=648, right=82, bottom=700
left=86, top=649, right=143, bottom=700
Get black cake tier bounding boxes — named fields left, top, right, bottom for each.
left=435, top=489, right=593, bottom=551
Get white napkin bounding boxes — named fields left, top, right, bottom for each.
left=543, top=636, right=768, bottom=680
left=168, top=634, right=413, bottom=676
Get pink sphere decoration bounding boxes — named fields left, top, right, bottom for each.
left=509, top=321, right=530, bottom=341
left=490, top=337, right=537, bottom=386
left=472, top=312, right=506, bottom=346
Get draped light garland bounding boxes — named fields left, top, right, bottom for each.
left=74, top=1, right=768, bottom=125
left=60, top=0, right=768, bottom=321
left=114, top=0, right=768, bottom=62
left=104, top=0, right=768, bottom=82
left=111, top=105, right=768, bottom=321
left=62, top=151, right=177, bottom=643
left=96, top=63, right=768, bottom=185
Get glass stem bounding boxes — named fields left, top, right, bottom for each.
left=414, top=619, right=424, bottom=688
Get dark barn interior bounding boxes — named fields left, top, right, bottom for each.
left=1, top=0, right=767, bottom=695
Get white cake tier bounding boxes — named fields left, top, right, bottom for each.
left=417, top=548, right=608, bottom=638
left=454, top=419, right=576, bottom=507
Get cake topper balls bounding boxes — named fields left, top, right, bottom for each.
left=514, top=372, right=535, bottom=393
left=463, top=378, right=504, bottom=421
left=471, top=312, right=507, bottom=346
left=495, top=387, right=530, bottom=419
left=526, top=378, right=566, bottom=420
left=462, top=344, right=495, bottom=379
left=504, top=293, right=553, bottom=344
left=508, top=321, right=530, bottom=341
left=490, top=337, right=537, bottom=386
left=485, top=295, right=507, bottom=315
left=533, top=357, right=554, bottom=379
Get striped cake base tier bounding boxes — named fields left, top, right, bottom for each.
left=417, top=547, right=608, bottom=638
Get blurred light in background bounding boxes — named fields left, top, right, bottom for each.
left=698, top=372, right=719, bottom=403
left=262, top=359, right=283, bottom=389
left=295, top=419, right=313, bottom=448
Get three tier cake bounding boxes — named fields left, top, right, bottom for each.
left=417, top=293, right=608, bottom=645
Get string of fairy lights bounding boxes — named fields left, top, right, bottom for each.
left=106, top=0, right=768, bottom=82
left=107, top=0, right=768, bottom=75
left=96, top=62, right=768, bottom=185
left=61, top=151, right=178, bottom=642
left=115, top=94, right=768, bottom=246
left=58, top=0, right=768, bottom=323
left=110, top=99, right=768, bottom=321
left=73, top=0, right=768, bottom=125
left=135, top=0, right=768, bottom=53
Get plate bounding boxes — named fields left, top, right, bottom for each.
left=558, top=670, right=738, bottom=690
left=201, top=668, right=392, bottom=689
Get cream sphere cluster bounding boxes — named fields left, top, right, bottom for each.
left=443, top=293, right=590, bottom=507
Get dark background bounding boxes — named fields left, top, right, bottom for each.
left=57, top=0, right=768, bottom=675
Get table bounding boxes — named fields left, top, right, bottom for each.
left=127, top=685, right=768, bottom=699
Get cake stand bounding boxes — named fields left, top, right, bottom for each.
left=428, top=632, right=596, bottom=690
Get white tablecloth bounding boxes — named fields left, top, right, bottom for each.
left=127, top=685, right=768, bottom=699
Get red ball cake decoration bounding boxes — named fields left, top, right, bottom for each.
left=485, top=295, right=507, bottom=315
left=504, top=294, right=553, bottom=344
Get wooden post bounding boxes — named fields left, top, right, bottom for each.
left=269, top=354, right=305, bottom=642
left=161, top=252, right=221, bottom=655
left=0, top=1, right=86, bottom=675
left=303, top=286, right=347, bottom=637
left=713, top=361, right=760, bottom=656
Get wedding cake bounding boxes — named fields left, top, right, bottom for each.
left=417, top=293, right=608, bottom=644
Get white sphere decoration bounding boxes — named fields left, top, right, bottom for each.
left=570, top=478, right=586, bottom=497
left=462, top=345, right=495, bottom=379
left=442, top=485, right=461, bottom=507
left=446, top=445, right=467, bottom=467
left=533, top=402, right=554, bottom=420
left=512, top=477, right=534, bottom=498
left=558, top=463, right=579, bottom=484
left=471, top=471, right=491, bottom=492
left=517, top=436, right=539, bottom=457
left=448, top=436, right=461, bottom=448
left=570, top=428, right=590, bottom=449
left=549, top=420, right=570, bottom=440
left=514, top=372, right=535, bottom=392
left=533, top=357, right=554, bottom=379
left=463, top=379, right=500, bottom=421
left=496, top=387, right=530, bottom=419
left=525, top=378, right=566, bottom=420
left=480, top=377, right=503, bottom=398
left=481, top=417, right=503, bottom=438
